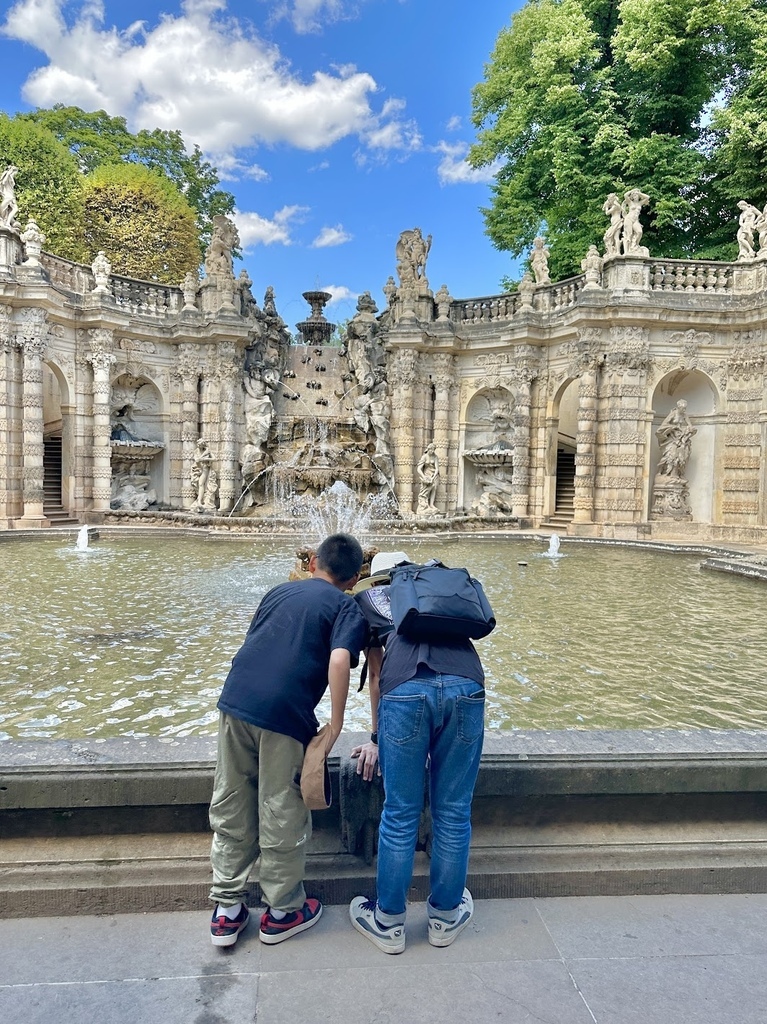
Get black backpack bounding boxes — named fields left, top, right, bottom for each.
left=388, top=559, right=496, bottom=641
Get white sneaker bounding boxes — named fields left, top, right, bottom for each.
left=427, top=888, right=474, bottom=947
left=349, top=897, right=406, bottom=954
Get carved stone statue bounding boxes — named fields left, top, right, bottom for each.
left=395, top=228, right=432, bottom=295
left=243, top=365, right=278, bottom=451
left=581, top=245, right=604, bottom=289
left=263, top=285, right=278, bottom=317
left=110, top=403, right=143, bottom=442
left=472, top=465, right=515, bottom=517
left=621, top=189, right=650, bottom=256
left=21, top=218, right=45, bottom=266
left=656, top=400, right=696, bottom=478
left=204, top=215, right=239, bottom=279
left=602, top=192, right=623, bottom=257
left=517, top=271, right=535, bottom=309
left=416, top=442, right=441, bottom=516
left=191, top=439, right=214, bottom=510
left=111, top=461, right=157, bottom=511
left=651, top=400, right=697, bottom=521
left=737, top=201, right=761, bottom=261
left=530, top=236, right=551, bottom=285
left=92, top=251, right=111, bottom=294
left=0, top=165, right=19, bottom=231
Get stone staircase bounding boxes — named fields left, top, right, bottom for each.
left=43, top=436, right=77, bottom=525
left=545, top=448, right=575, bottom=528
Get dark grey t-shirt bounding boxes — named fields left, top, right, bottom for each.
left=356, top=584, right=484, bottom=695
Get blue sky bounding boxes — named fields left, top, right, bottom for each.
left=0, top=0, right=526, bottom=329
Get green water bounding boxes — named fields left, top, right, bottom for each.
left=1, top=536, right=765, bottom=740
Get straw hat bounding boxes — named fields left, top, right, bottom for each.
left=352, top=551, right=411, bottom=593
left=300, top=724, right=334, bottom=810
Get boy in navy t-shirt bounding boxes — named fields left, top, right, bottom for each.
left=209, top=533, right=367, bottom=947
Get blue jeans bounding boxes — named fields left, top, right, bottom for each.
left=376, top=672, right=485, bottom=919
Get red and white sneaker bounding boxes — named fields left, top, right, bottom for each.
left=210, top=904, right=250, bottom=947
left=259, top=898, right=323, bottom=944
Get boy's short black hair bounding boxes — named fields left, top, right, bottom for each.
left=315, top=533, right=363, bottom=583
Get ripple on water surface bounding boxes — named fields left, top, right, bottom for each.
left=1, top=537, right=766, bottom=739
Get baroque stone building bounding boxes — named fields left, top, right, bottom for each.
left=2, top=183, right=767, bottom=545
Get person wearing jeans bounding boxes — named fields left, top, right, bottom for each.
left=350, top=561, right=486, bottom=954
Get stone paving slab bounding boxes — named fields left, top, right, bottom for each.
left=2, top=895, right=767, bottom=1024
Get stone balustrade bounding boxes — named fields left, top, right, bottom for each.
left=649, top=259, right=732, bottom=294
left=40, top=251, right=94, bottom=294
left=451, top=293, right=519, bottom=324
left=112, top=275, right=182, bottom=317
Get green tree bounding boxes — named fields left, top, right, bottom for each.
left=0, top=113, right=85, bottom=260
left=23, top=106, right=236, bottom=259
left=81, top=163, right=200, bottom=283
left=470, top=0, right=765, bottom=280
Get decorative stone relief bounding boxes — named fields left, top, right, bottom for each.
left=395, top=228, right=432, bottom=297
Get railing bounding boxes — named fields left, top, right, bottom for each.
left=649, top=259, right=732, bottom=294
left=111, top=275, right=182, bottom=317
left=40, top=252, right=94, bottom=294
left=451, top=293, right=519, bottom=325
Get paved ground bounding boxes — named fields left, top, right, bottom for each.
left=3, top=892, right=767, bottom=1023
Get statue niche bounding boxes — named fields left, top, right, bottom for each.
left=109, top=377, right=165, bottom=511
left=463, top=387, right=515, bottom=518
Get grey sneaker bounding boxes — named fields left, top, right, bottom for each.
left=428, top=888, right=474, bottom=947
left=349, top=897, right=406, bottom=954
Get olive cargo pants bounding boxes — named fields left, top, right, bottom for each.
left=209, top=712, right=311, bottom=912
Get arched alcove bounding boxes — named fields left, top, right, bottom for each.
left=649, top=370, right=719, bottom=522
left=543, top=377, right=579, bottom=522
left=109, top=374, right=166, bottom=509
left=461, top=386, right=514, bottom=514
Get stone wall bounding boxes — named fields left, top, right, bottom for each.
left=3, top=215, right=767, bottom=544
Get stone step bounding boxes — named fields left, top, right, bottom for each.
left=4, top=818, right=767, bottom=918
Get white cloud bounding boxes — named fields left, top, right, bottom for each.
left=320, top=284, right=357, bottom=306
left=436, top=141, right=502, bottom=185
left=1, top=0, right=392, bottom=157
left=270, top=0, right=348, bottom=35
left=312, top=224, right=352, bottom=248
left=235, top=204, right=309, bottom=247
left=446, top=115, right=462, bottom=132
left=215, top=154, right=270, bottom=183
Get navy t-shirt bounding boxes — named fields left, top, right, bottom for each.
left=355, top=584, right=484, bottom=695
left=218, top=578, right=368, bottom=744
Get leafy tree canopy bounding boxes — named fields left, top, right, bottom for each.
left=0, top=113, right=86, bottom=261
left=81, top=163, right=201, bottom=284
left=470, top=0, right=767, bottom=280
left=22, top=106, right=236, bottom=260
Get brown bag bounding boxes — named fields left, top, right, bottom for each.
left=300, top=724, right=334, bottom=810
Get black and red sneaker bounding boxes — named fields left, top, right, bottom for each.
left=259, top=898, right=323, bottom=944
left=210, top=904, right=250, bottom=947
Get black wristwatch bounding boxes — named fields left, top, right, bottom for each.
left=370, top=732, right=378, bottom=744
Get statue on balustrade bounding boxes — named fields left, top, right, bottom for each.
left=204, top=215, right=239, bottom=279
left=530, top=236, right=551, bottom=285
left=0, top=165, right=19, bottom=231
left=602, top=193, right=623, bottom=257
left=737, top=201, right=760, bottom=260
left=602, top=189, right=650, bottom=258
left=395, top=227, right=432, bottom=295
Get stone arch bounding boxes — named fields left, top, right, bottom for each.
left=41, top=359, right=74, bottom=515
left=542, top=377, right=579, bottom=522
left=649, top=369, right=719, bottom=523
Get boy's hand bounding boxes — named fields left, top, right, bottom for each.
left=351, top=741, right=380, bottom=782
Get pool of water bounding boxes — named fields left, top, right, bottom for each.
left=1, top=535, right=766, bottom=739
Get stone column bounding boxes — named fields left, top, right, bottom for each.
left=510, top=366, right=536, bottom=520
left=15, top=307, right=49, bottom=526
left=217, top=341, right=242, bottom=513
left=87, top=328, right=115, bottom=514
left=602, top=328, right=650, bottom=523
left=431, top=354, right=456, bottom=513
left=389, top=348, right=419, bottom=512
left=0, top=304, right=17, bottom=521
left=175, top=343, right=200, bottom=509
left=573, top=366, right=599, bottom=524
